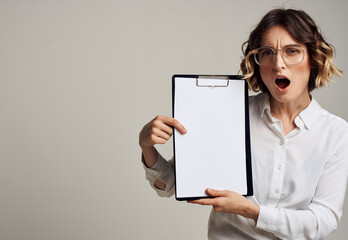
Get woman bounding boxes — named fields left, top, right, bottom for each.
left=139, top=8, right=348, bottom=239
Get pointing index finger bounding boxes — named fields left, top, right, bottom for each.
left=163, top=117, right=187, bottom=135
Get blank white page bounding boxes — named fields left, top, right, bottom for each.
left=173, top=77, right=247, bottom=200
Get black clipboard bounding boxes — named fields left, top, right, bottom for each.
left=172, top=74, right=253, bottom=201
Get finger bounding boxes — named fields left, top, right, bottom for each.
left=213, top=206, right=224, bottom=212
left=162, top=117, right=187, bottom=135
left=187, top=198, right=217, bottom=206
left=150, top=134, right=167, bottom=145
left=153, top=127, right=171, bottom=140
left=206, top=188, right=229, bottom=197
left=153, top=120, right=174, bottom=136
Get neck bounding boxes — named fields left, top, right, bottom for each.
left=269, top=93, right=311, bottom=135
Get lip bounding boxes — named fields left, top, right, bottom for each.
left=274, top=74, right=290, bottom=93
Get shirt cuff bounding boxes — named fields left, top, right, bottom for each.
left=141, top=152, right=174, bottom=196
left=256, top=206, right=278, bottom=232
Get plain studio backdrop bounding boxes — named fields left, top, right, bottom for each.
left=0, top=0, right=347, bottom=239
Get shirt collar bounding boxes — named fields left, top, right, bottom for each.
left=258, top=93, right=273, bottom=121
left=297, top=97, right=321, bottom=129
left=257, top=93, right=322, bottom=130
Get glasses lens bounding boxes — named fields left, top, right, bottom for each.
left=283, top=46, right=305, bottom=65
left=254, top=47, right=274, bottom=66
left=253, top=46, right=305, bottom=66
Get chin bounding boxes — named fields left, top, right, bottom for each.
left=271, top=93, right=293, bottom=103
left=269, top=88, right=310, bottom=105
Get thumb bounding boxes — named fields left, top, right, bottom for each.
left=206, top=188, right=228, bottom=197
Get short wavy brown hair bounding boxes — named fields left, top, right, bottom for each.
left=240, top=8, right=342, bottom=93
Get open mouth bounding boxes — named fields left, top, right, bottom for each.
left=275, top=78, right=290, bottom=89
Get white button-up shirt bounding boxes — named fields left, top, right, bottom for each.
left=143, top=93, right=348, bottom=239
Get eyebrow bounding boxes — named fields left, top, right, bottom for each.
left=260, top=44, right=303, bottom=49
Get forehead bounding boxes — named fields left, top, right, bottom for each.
left=260, top=25, right=304, bottom=47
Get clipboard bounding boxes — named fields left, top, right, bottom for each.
left=172, top=74, right=253, bottom=201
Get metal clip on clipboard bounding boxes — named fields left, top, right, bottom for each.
left=196, top=76, right=229, bottom=87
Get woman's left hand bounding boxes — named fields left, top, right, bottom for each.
left=188, top=188, right=260, bottom=222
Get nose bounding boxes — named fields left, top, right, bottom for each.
left=273, top=50, right=286, bottom=70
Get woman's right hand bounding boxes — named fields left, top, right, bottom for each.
left=139, top=115, right=186, bottom=188
left=139, top=115, right=187, bottom=149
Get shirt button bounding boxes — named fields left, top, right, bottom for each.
left=279, top=141, right=284, bottom=145
left=275, top=189, right=279, bottom=194
left=277, top=165, right=282, bottom=170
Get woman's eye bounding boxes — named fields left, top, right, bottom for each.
left=261, top=50, right=273, bottom=56
left=286, top=48, right=300, bottom=55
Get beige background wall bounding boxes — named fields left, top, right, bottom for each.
left=0, top=0, right=347, bottom=239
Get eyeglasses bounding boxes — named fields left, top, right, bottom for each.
left=251, top=45, right=307, bottom=66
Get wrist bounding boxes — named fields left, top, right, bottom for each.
left=140, top=144, right=151, bottom=151
left=242, top=202, right=260, bottom=222
left=249, top=204, right=260, bottom=222
left=141, top=146, right=158, bottom=168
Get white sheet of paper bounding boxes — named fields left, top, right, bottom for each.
left=174, top=77, right=247, bottom=199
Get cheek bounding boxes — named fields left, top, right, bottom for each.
left=259, top=66, right=273, bottom=84
left=296, top=62, right=311, bottom=84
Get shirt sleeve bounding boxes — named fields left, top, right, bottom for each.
left=256, top=135, right=348, bottom=240
left=142, top=151, right=175, bottom=197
